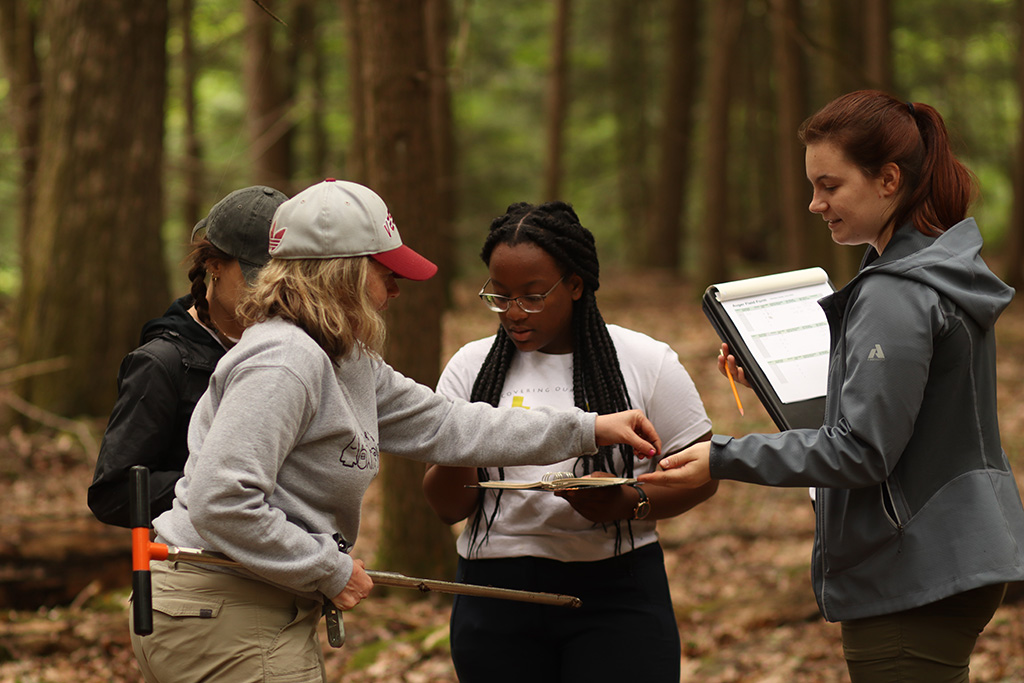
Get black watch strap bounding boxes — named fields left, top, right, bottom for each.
left=630, top=483, right=650, bottom=520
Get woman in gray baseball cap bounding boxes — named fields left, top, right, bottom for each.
left=88, top=185, right=287, bottom=528
left=130, top=178, right=663, bottom=683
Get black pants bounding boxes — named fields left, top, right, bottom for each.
left=450, top=542, right=681, bottom=683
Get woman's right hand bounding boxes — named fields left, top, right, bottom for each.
left=637, top=441, right=712, bottom=489
left=331, top=558, right=374, bottom=611
left=718, top=343, right=752, bottom=388
left=594, top=409, right=661, bottom=459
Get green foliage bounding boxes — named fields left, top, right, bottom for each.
left=345, top=624, right=450, bottom=671
left=893, top=0, right=1018, bottom=244
left=453, top=0, right=554, bottom=258
left=1, top=0, right=1023, bottom=285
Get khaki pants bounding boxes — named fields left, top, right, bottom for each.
left=130, top=561, right=326, bottom=683
left=841, top=583, right=1007, bottom=683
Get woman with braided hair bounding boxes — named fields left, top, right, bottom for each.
left=88, top=186, right=287, bottom=528
left=423, top=201, right=715, bottom=683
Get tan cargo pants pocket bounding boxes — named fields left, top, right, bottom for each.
left=130, top=561, right=325, bottom=683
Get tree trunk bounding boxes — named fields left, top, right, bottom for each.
left=611, top=0, right=649, bottom=266
left=736, top=5, right=775, bottom=265
left=818, top=0, right=865, bottom=100
left=425, top=0, right=457, bottom=302
left=863, top=0, right=892, bottom=92
left=180, top=0, right=203, bottom=241
left=770, top=0, right=815, bottom=270
left=16, top=0, right=170, bottom=418
left=700, top=0, right=743, bottom=286
left=340, top=0, right=367, bottom=182
left=0, top=0, right=42, bottom=267
left=1005, top=0, right=1024, bottom=290
left=543, top=0, right=571, bottom=201
left=818, top=0, right=868, bottom=285
left=293, top=0, right=328, bottom=179
left=352, top=0, right=456, bottom=581
left=243, top=0, right=293, bottom=193
left=648, top=0, right=699, bottom=273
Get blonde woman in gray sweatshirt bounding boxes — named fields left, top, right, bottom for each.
left=129, top=179, right=661, bottom=683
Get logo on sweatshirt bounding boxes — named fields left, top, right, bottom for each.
left=339, top=432, right=379, bottom=470
left=868, top=344, right=886, bottom=360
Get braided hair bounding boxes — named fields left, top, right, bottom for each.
left=186, top=238, right=234, bottom=332
left=466, top=201, right=636, bottom=555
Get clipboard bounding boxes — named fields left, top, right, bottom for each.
left=701, top=267, right=835, bottom=431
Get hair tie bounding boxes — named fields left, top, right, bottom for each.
left=907, top=101, right=915, bottom=115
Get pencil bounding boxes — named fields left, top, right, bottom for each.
left=721, top=350, right=744, bottom=416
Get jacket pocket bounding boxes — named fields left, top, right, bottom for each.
left=880, top=481, right=902, bottom=529
left=820, top=487, right=903, bottom=575
left=880, top=475, right=913, bottom=530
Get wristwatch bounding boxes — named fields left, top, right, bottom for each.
left=630, top=484, right=651, bottom=520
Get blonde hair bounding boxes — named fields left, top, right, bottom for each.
left=237, top=256, right=387, bottom=360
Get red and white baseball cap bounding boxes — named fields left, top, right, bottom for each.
left=268, top=179, right=437, bottom=281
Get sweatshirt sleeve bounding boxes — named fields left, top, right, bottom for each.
left=711, top=275, right=938, bottom=488
left=374, top=358, right=598, bottom=466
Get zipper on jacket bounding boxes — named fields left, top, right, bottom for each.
left=815, top=487, right=831, bottom=623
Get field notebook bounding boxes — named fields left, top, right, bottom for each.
left=701, top=267, right=835, bottom=431
left=468, top=471, right=638, bottom=491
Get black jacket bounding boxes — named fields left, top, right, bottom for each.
left=88, top=296, right=226, bottom=527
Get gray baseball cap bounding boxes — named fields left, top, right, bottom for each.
left=267, top=179, right=437, bottom=281
left=191, top=185, right=288, bottom=284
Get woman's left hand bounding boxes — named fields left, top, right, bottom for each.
left=637, top=442, right=712, bottom=489
left=331, top=558, right=374, bottom=611
left=594, top=410, right=661, bottom=459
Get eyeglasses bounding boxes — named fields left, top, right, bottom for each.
left=478, top=276, right=565, bottom=313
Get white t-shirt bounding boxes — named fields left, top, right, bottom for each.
left=438, top=324, right=711, bottom=562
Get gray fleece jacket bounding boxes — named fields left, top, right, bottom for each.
left=154, top=317, right=598, bottom=602
left=710, top=218, right=1024, bottom=622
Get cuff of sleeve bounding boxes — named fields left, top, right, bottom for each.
left=580, top=411, right=598, bottom=454
left=320, top=553, right=353, bottom=600
left=708, top=433, right=734, bottom=479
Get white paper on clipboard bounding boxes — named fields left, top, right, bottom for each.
left=714, top=267, right=832, bottom=404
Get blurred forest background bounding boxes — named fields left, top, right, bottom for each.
left=1, top=0, right=1024, bottom=681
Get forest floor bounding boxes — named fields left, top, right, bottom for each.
left=1, top=269, right=1023, bottom=682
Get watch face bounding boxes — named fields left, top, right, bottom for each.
left=632, top=486, right=651, bottom=520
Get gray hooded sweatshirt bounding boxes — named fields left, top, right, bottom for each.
left=154, top=317, right=599, bottom=602
left=710, top=218, right=1024, bottom=622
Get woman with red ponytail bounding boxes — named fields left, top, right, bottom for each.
left=643, top=90, right=1024, bottom=682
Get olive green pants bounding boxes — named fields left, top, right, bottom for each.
left=130, top=561, right=326, bottom=683
left=841, top=583, right=1007, bottom=683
